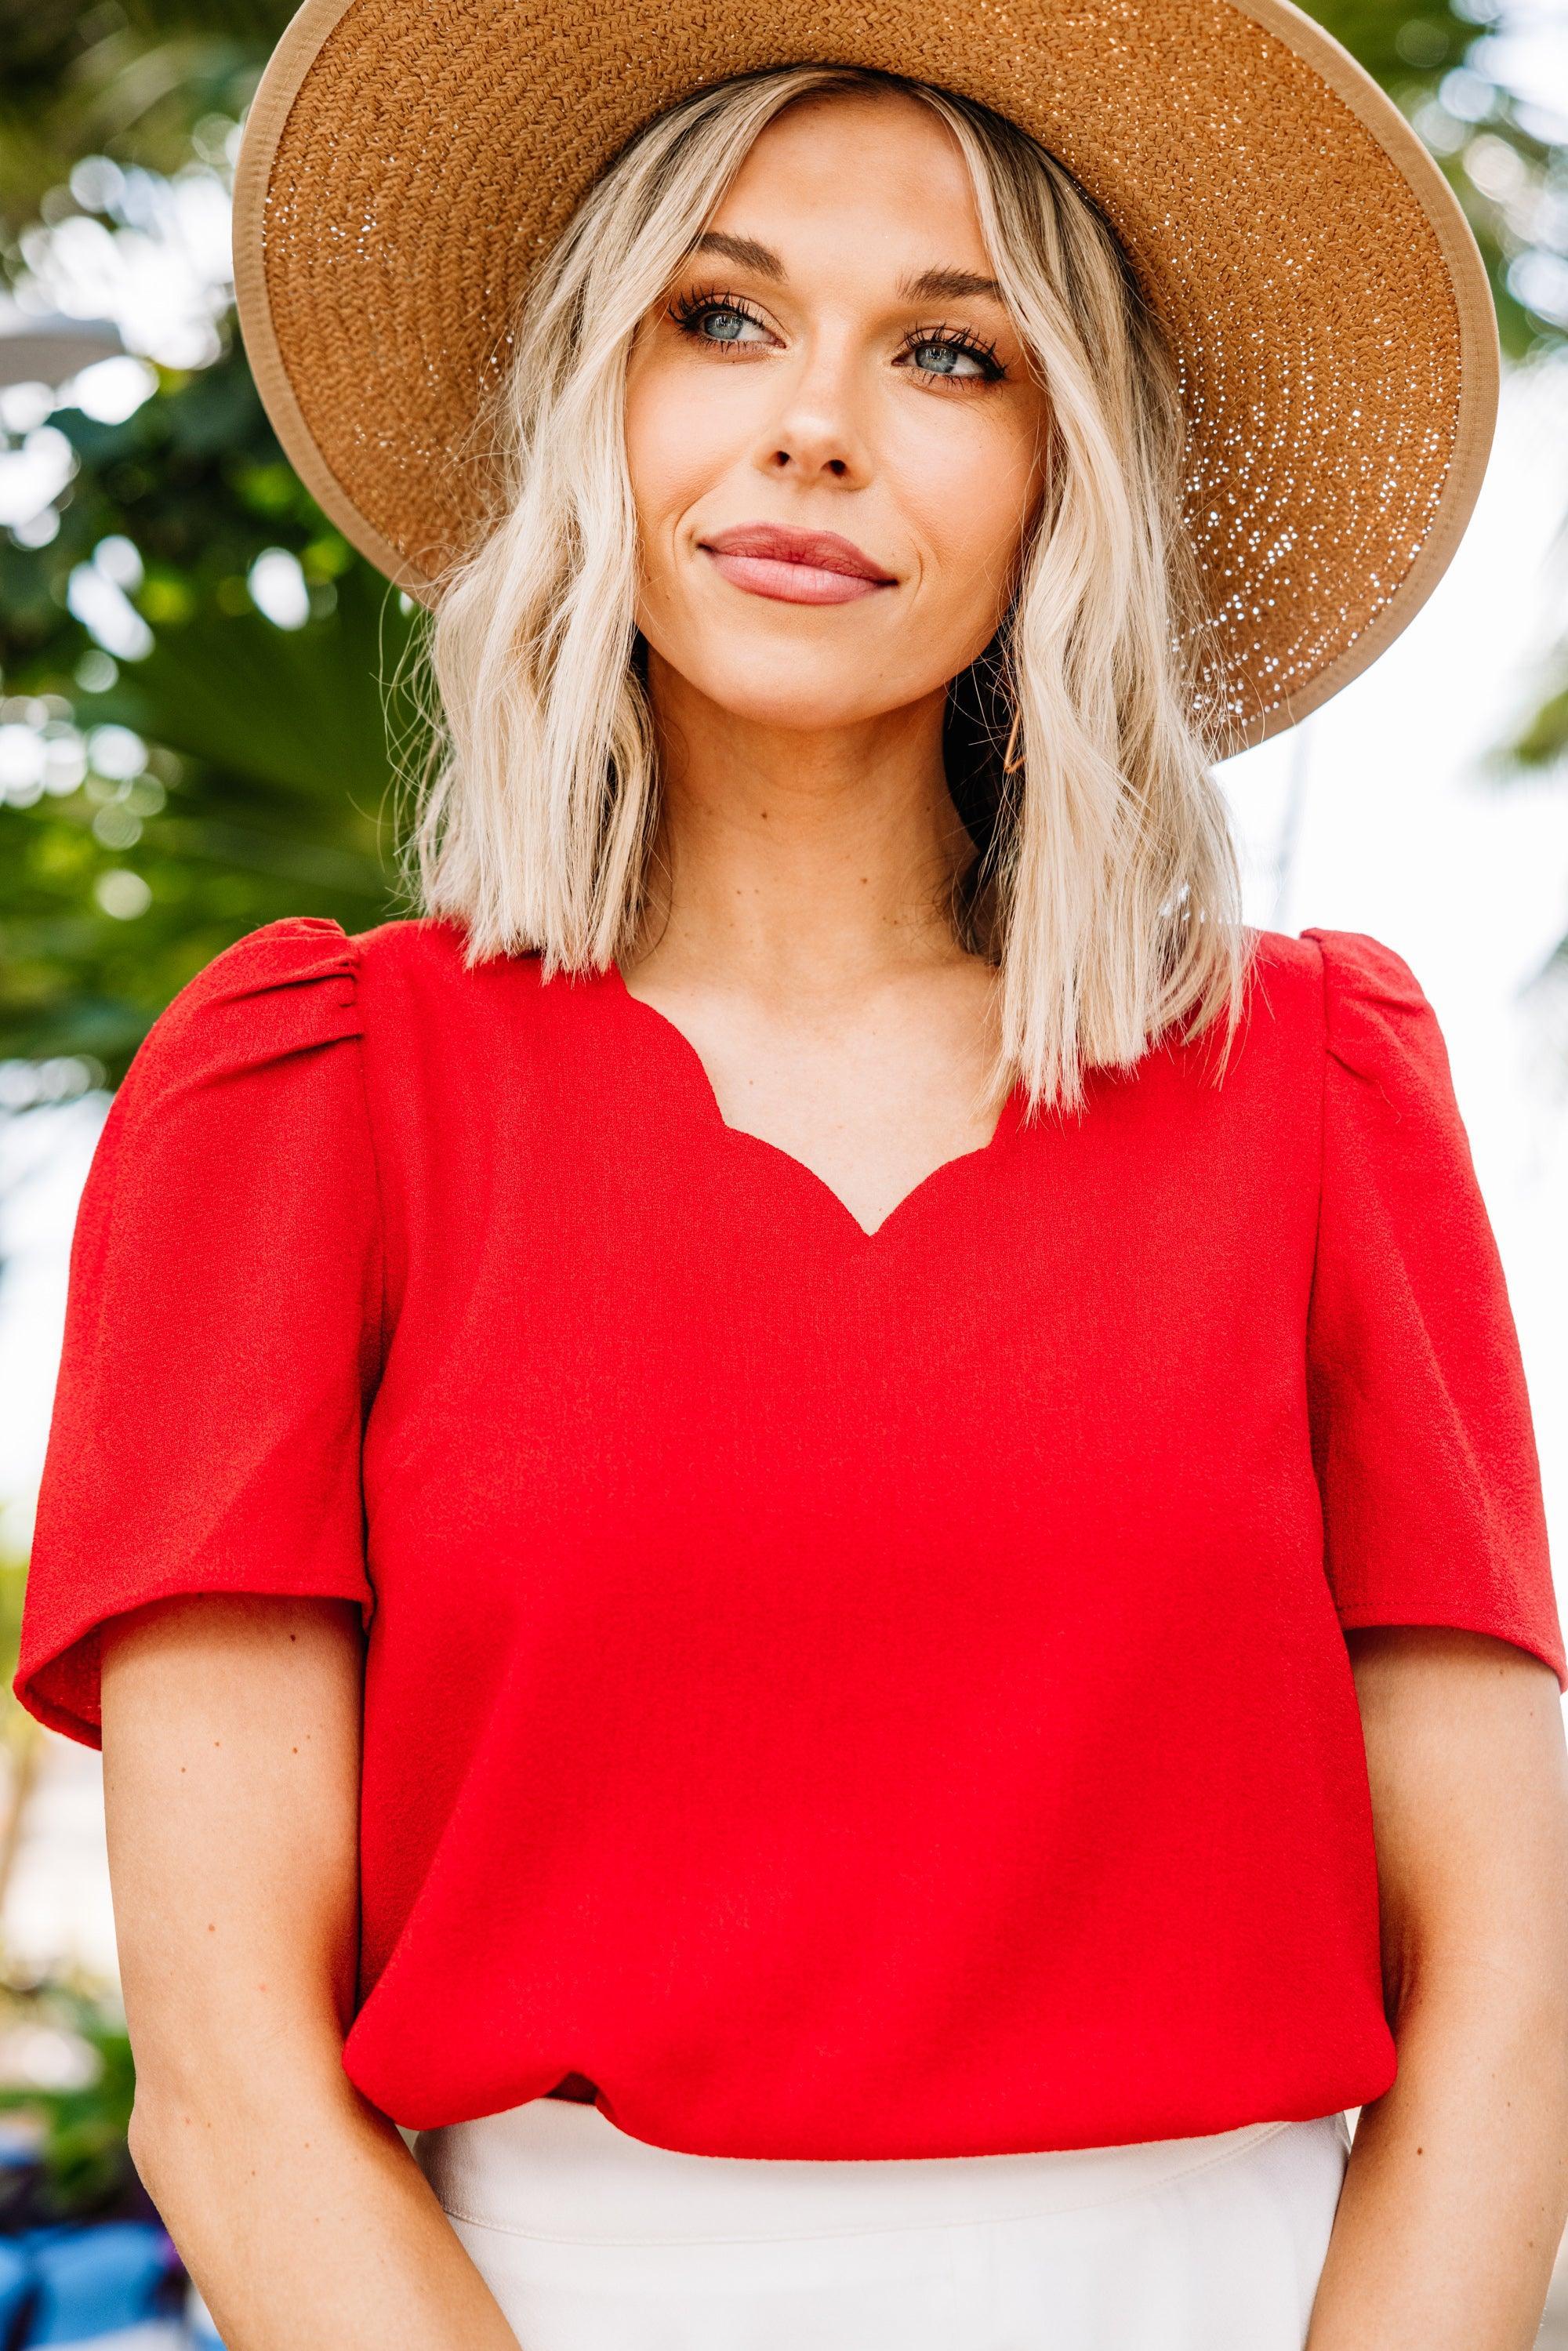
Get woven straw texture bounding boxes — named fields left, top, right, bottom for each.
left=234, top=0, right=1498, bottom=747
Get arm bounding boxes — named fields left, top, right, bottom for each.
left=100, top=1592, right=524, bottom=2351
left=1306, top=1624, right=1568, bottom=2351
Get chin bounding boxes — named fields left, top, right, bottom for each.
left=685, top=654, right=893, bottom=731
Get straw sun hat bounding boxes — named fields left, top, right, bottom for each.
left=232, top=0, right=1498, bottom=749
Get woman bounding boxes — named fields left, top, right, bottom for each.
left=14, top=0, right=1568, bottom=2344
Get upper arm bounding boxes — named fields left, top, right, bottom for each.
left=13, top=918, right=379, bottom=1751
left=1299, top=933, right=1568, bottom=2023
left=1302, top=927, right=1565, bottom=1689
left=1347, top=1624, right=1568, bottom=2019
left=102, top=1591, right=367, bottom=2123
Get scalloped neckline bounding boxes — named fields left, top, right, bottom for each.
left=605, top=961, right=1022, bottom=1243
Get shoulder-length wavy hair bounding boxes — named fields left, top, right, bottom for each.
left=392, top=61, right=1254, bottom=1116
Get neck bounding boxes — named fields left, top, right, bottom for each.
left=631, top=648, right=980, bottom=1000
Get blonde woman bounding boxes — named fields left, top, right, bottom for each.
left=16, top=12, right=1568, bottom=2351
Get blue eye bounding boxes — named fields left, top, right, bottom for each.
left=703, top=310, right=751, bottom=343
left=902, top=331, right=1001, bottom=385
left=667, top=293, right=1001, bottom=385
left=912, top=340, right=973, bottom=376
left=670, top=295, right=771, bottom=347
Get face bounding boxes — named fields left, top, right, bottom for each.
left=622, top=89, right=1051, bottom=741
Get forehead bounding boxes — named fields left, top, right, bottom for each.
left=702, top=89, right=991, bottom=267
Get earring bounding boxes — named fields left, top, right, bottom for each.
left=1002, top=703, right=1026, bottom=775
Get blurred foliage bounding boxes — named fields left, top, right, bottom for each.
left=0, top=1976, right=140, bottom=2222
left=0, top=0, right=423, bottom=1079
left=0, top=1553, right=25, bottom=1708
left=0, top=1554, right=42, bottom=1936
left=1503, top=664, right=1568, bottom=767
left=0, top=0, right=1565, bottom=1073
left=0, top=1558, right=141, bottom=2228
left=0, top=0, right=290, bottom=238
left=0, top=331, right=421, bottom=1075
left=1314, top=0, right=1568, bottom=365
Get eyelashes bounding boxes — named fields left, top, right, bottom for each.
left=667, top=288, right=770, bottom=350
left=665, top=285, right=1007, bottom=387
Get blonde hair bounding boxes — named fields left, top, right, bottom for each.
left=393, top=62, right=1254, bottom=1115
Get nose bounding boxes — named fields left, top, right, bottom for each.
left=753, top=327, right=873, bottom=487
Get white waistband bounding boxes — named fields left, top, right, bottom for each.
left=414, top=2095, right=1348, bottom=2243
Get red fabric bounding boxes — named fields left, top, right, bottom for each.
left=15, top=914, right=1563, bottom=2159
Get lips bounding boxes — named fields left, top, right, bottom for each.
left=698, top=522, right=898, bottom=608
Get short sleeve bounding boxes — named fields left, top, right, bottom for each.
left=1303, top=928, right=1565, bottom=1689
left=14, top=916, right=383, bottom=1747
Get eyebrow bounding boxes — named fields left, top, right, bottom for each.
left=686, top=229, right=1005, bottom=307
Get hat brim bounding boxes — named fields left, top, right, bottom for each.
left=234, top=0, right=1498, bottom=749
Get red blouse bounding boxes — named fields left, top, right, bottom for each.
left=14, top=914, right=1564, bottom=2160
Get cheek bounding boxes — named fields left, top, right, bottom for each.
left=896, top=410, right=1043, bottom=633
left=623, top=361, right=750, bottom=658
left=625, top=371, right=700, bottom=559
left=625, top=365, right=727, bottom=554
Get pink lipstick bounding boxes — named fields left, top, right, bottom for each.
left=699, top=522, right=897, bottom=607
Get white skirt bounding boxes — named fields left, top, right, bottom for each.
left=412, top=2095, right=1352, bottom=2350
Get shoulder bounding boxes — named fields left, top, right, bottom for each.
left=134, top=912, right=549, bottom=1077
left=346, top=912, right=557, bottom=1063
left=1236, top=921, right=1416, bottom=1003
left=1293, top=927, right=1454, bottom=1117
left=1156, top=926, right=1319, bottom=1089
left=1154, top=925, right=1448, bottom=1132
left=1227, top=924, right=1437, bottom=1058
left=1266, top=927, right=1468, bottom=1171
left=74, top=919, right=393, bottom=1278
left=113, top=915, right=477, bottom=1146
left=347, top=909, right=534, bottom=1000
left=1233, top=924, right=1321, bottom=1027
left=121, top=913, right=365, bottom=1107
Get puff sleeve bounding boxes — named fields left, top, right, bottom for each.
left=1303, top=928, right=1565, bottom=1689
left=13, top=916, right=383, bottom=1747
